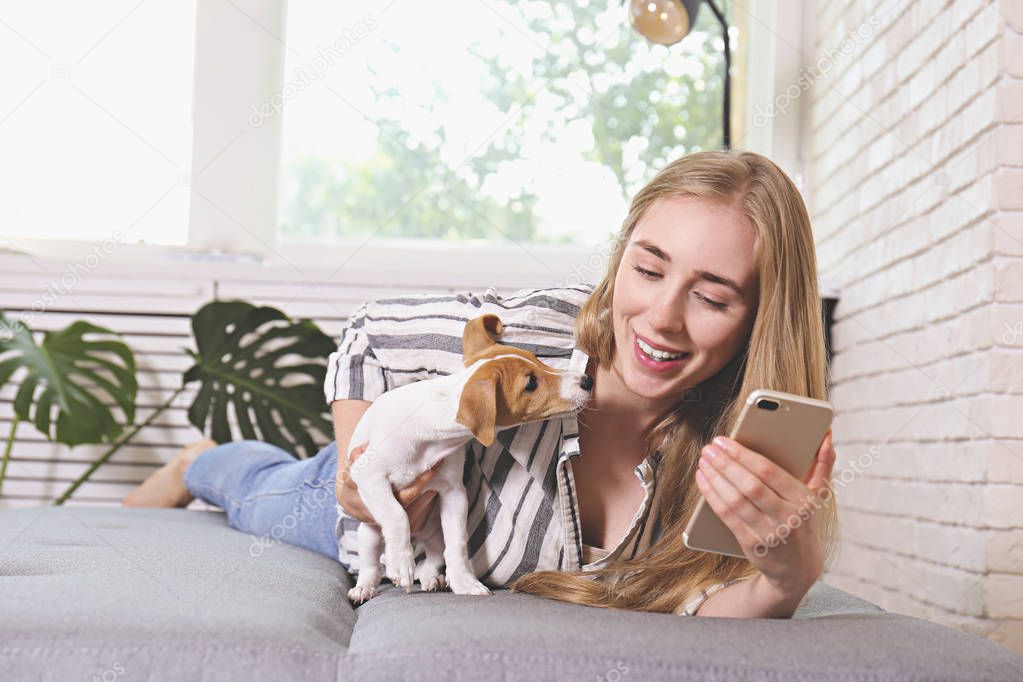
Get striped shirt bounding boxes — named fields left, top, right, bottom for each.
left=324, top=284, right=741, bottom=615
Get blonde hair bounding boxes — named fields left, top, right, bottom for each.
left=509, top=150, right=838, bottom=613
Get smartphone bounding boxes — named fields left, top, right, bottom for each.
left=682, top=388, right=834, bottom=558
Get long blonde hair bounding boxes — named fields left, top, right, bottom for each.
left=509, top=150, right=838, bottom=612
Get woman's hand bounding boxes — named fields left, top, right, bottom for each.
left=336, top=442, right=441, bottom=534
left=694, top=429, right=837, bottom=609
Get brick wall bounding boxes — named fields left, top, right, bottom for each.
left=809, top=1, right=1023, bottom=654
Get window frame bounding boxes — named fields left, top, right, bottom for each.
left=9, top=0, right=773, bottom=282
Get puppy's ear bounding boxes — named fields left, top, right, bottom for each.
left=456, top=376, right=497, bottom=447
left=462, top=314, right=504, bottom=367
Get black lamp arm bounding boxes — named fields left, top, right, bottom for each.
left=702, top=0, right=731, bottom=149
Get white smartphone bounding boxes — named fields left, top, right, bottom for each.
left=682, top=388, right=834, bottom=558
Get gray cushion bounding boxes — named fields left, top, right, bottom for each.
left=1, top=508, right=1021, bottom=681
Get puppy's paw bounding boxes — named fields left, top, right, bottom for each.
left=348, top=584, right=378, bottom=604
left=384, top=545, right=416, bottom=591
left=417, top=569, right=447, bottom=592
left=447, top=572, right=491, bottom=596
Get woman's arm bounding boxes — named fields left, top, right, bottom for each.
left=332, top=398, right=371, bottom=511
left=691, top=574, right=805, bottom=618
left=332, top=399, right=439, bottom=532
left=691, top=430, right=838, bottom=618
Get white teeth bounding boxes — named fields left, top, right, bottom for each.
left=637, top=337, right=685, bottom=361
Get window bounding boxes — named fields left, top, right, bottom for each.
left=1, top=0, right=745, bottom=270
left=0, top=1, right=197, bottom=246
left=277, top=0, right=731, bottom=252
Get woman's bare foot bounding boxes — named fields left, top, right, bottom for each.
left=122, top=438, right=218, bottom=508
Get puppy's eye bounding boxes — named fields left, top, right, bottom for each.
left=525, top=374, right=538, bottom=392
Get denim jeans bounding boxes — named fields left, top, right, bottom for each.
left=183, top=440, right=341, bottom=560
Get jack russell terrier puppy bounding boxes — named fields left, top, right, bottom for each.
left=344, top=313, right=593, bottom=603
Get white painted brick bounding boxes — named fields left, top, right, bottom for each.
left=836, top=437, right=990, bottom=483
left=993, top=211, right=1023, bottom=256
left=985, top=574, right=1023, bottom=618
left=812, top=0, right=1022, bottom=646
left=1001, top=30, right=1023, bottom=78
left=965, top=6, right=1004, bottom=60
left=998, top=78, right=1023, bottom=120
left=992, top=303, right=1023, bottom=348
left=836, top=538, right=987, bottom=615
left=996, top=0, right=1023, bottom=35
left=988, top=618, right=1023, bottom=653
left=996, top=167, right=1023, bottom=210
left=981, top=349, right=1023, bottom=392
left=953, top=0, right=984, bottom=30
left=839, top=508, right=989, bottom=572
left=947, top=124, right=1004, bottom=192
left=986, top=439, right=1023, bottom=484
left=983, top=484, right=1023, bottom=529
left=959, top=87, right=999, bottom=151
left=964, top=393, right=1023, bottom=441
left=987, top=530, right=1023, bottom=574
left=994, top=258, right=1023, bottom=303
left=838, top=476, right=986, bottom=527
left=996, top=125, right=1023, bottom=166
left=834, top=261, right=993, bottom=328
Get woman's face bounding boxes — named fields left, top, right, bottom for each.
left=610, top=195, right=759, bottom=405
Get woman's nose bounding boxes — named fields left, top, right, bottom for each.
left=649, top=294, right=686, bottom=334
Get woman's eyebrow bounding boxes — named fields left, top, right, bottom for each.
left=630, top=239, right=745, bottom=300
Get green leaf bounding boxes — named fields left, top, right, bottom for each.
left=0, top=314, right=137, bottom=446
left=182, top=300, right=336, bottom=459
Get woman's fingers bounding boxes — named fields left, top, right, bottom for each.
left=406, top=491, right=438, bottom=534
left=337, top=482, right=376, bottom=524
left=697, top=456, right=776, bottom=541
left=694, top=468, right=764, bottom=551
left=347, top=442, right=369, bottom=465
left=805, top=429, right=836, bottom=493
left=342, top=441, right=441, bottom=531
left=701, top=444, right=788, bottom=517
left=712, top=437, right=805, bottom=501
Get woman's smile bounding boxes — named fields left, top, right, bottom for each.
left=633, top=331, right=690, bottom=372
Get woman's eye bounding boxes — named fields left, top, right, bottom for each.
left=633, top=264, right=728, bottom=310
left=695, top=293, right=728, bottom=310
left=525, top=374, right=538, bottom=392
left=632, top=264, right=659, bottom=279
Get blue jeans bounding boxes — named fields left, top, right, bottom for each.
left=183, top=440, right=341, bottom=560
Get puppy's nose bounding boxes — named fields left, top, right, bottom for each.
left=580, top=374, right=593, bottom=392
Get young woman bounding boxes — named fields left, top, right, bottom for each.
left=125, top=150, right=837, bottom=618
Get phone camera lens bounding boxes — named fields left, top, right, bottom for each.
left=756, top=399, right=779, bottom=411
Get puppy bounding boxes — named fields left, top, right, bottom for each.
left=345, top=313, right=592, bottom=603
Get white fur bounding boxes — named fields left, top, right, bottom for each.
left=344, top=353, right=590, bottom=603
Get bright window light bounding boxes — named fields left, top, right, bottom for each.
left=277, top=0, right=726, bottom=251
left=0, top=1, right=197, bottom=247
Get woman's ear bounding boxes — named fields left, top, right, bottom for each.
left=456, top=376, right=497, bottom=447
left=462, top=314, right=504, bottom=366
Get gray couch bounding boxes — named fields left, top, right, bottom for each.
left=1, top=507, right=1021, bottom=681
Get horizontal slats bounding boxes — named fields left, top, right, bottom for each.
left=0, top=259, right=536, bottom=508
left=0, top=270, right=350, bottom=508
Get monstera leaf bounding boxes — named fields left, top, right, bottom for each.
left=183, top=300, right=335, bottom=459
left=0, top=313, right=136, bottom=446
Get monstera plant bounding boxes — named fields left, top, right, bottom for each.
left=181, top=300, right=335, bottom=455
left=52, top=300, right=336, bottom=504
left=0, top=315, right=137, bottom=499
